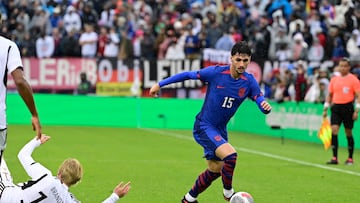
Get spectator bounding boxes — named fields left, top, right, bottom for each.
left=118, top=29, right=134, bottom=60
left=12, top=22, right=26, bottom=42
left=29, top=6, right=50, bottom=36
left=98, top=2, right=116, bottom=27
left=63, top=5, right=82, bottom=34
left=215, top=29, right=235, bottom=51
left=305, top=76, right=328, bottom=103
left=16, top=8, right=30, bottom=32
left=104, top=27, right=120, bottom=58
left=203, top=11, right=222, bottom=48
left=49, top=6, right=63, bottom=29
left=290, top=33, right=308, bottom=61
left=165, top=39, right=185, bottom=60
left=332, top=29, right=347, bottom=62
left=77, top=72, right=92, bottom=95
left=97, top=26, right=109, bottom=57
left=80, top=2, right=99, bottom=27
left=60, top=28, right=81, bottom=57
left=18, top=32, right=36, bottom=57
left=79, top=23, right=98, bottom=58
left=51, top=27, right=63, bottom=57
left=346, top=29, right=360, bottom=62
left=184, top=25, right=201, bottom=60
left=270, top=26, right=291, bottom=60
left=294, top=63, right=308, bottom=102
left=133, top=29, right=143, bottom=59
left=35, top=31, right=55, bottom=58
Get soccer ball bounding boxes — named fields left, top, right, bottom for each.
left=230, top=192, right=254, bottom=203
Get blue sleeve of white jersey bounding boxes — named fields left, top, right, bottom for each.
left=158, top=71, right=199, bottom=87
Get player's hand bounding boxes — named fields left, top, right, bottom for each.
left=113, top=181, right=131, bottom=198
left=31, top=116, right=41, bottom=139
left=322, top=110, right=327, bottom=118
left=149, top=83, right=160, bottom=97
left=38, top=134, right=50, bottom=144
left=261, top=101, right=271, bottom=112
left=353, top=112, right=358, bottom=121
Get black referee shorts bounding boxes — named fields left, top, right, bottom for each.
left=331, top=102, right=355, bottom=129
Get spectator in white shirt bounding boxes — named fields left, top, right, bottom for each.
left=35, top=31, right=55, bottom=58
left=346, top=29, right=360, bottom=62
left=104, top=27, right=120, bottom=58
left=63, top=6, right=82, bottom=34
left=79, top=24, right=98, bottom=58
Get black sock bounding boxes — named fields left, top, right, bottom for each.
left=346, top=136, right=354, bottom=159
left=331, top=134, right=338, bottom=158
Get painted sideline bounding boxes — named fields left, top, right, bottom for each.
left=142, top=128, right=360, bottom=177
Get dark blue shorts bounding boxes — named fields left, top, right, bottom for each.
left=193, top=120, right=228, bottom=161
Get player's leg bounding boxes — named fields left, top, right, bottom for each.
left=344, top=128, right=354, bottom=165
left=182, top=126, right=224, bottom=203
left=215, top=143, right=237, bottom=200
left=343, top=109, right=355, bottom=165
left=327, top=106, right=341, bottom=164
left=182, top=160, right=222, bottom=203
left=0, top=129, right=6, bottom=177
left=0, top=158, right=12, bottom=185
left=0, top=129, right=11, bottom=184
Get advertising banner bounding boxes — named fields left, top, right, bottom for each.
left=96, top=58, right=142, bottom=96
left=6, top=58, right=97, bottom=90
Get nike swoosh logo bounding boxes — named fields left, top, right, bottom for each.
left=216, top=85, right=225, bottom=89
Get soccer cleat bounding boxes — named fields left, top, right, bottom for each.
left=181, top=196, right=198, bottom=203
left=223, top=192, right=235, bottom=202
left=326, top=157, right=339, bottom=165
left=345, top=158, right=353, bottom=165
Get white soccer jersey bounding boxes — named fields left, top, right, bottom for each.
left=0, top=139, right=80, bottom=203
left=0, top=36, right=23, bottom=129
left=0, top=138, right=120, bottom=203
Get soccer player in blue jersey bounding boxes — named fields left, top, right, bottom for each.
left=150, top=41, right=271, bottom=202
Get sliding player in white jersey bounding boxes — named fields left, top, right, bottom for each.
left=0, top=135, right=131, bottom=202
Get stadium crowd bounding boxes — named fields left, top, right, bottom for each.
left=0, top=0, right=359, bottom=102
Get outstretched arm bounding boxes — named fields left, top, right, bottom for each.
left=149, top=71, right=199, bottom=97
left=18, top=135, right=52, bottom=179
left=102, top=181, right=131, bottom=203
left=255, top=96, right=272, bottom=114
left=11, top=68, right=41, bottom=139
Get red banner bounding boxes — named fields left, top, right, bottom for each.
left=7, top=58, right=97, bottom=90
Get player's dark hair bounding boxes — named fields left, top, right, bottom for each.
left=231, top=41, right=252, bottom=56
left=339, top=57, right=351, bottom=66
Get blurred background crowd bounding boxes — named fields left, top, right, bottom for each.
left=0, top=0, right=359, bottom=101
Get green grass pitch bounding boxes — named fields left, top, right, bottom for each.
left=4, top=125, right=360, bottom=203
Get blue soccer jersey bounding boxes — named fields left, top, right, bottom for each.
left=158, top=65, right=267, bottom=159
left=196, top=65, right=264, bottom=128
left=159, top=65, right=266, bottom=128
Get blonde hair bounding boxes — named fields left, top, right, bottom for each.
left=58, top=158, right=83, bottom=186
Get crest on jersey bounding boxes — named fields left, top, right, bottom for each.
left=238, top=88, right=246, bottom=98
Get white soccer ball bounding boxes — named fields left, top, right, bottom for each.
left=230, top=192, right=254, bottom=203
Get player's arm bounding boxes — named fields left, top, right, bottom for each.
left=149, top=71, right=199, bottom=97
left=323, top=92, right=333, bottom=118
left=254, top=95, right=271, bottom=114
left=249, top=78, right=271, bottom=114
left=12, top=68, right=41, bottom=138
left=18, top=135, right=52, bottom=179
left=102, top=181, right=131, bottom=203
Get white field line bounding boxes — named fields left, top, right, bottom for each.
left=141, top=128, right=360, bottom=177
